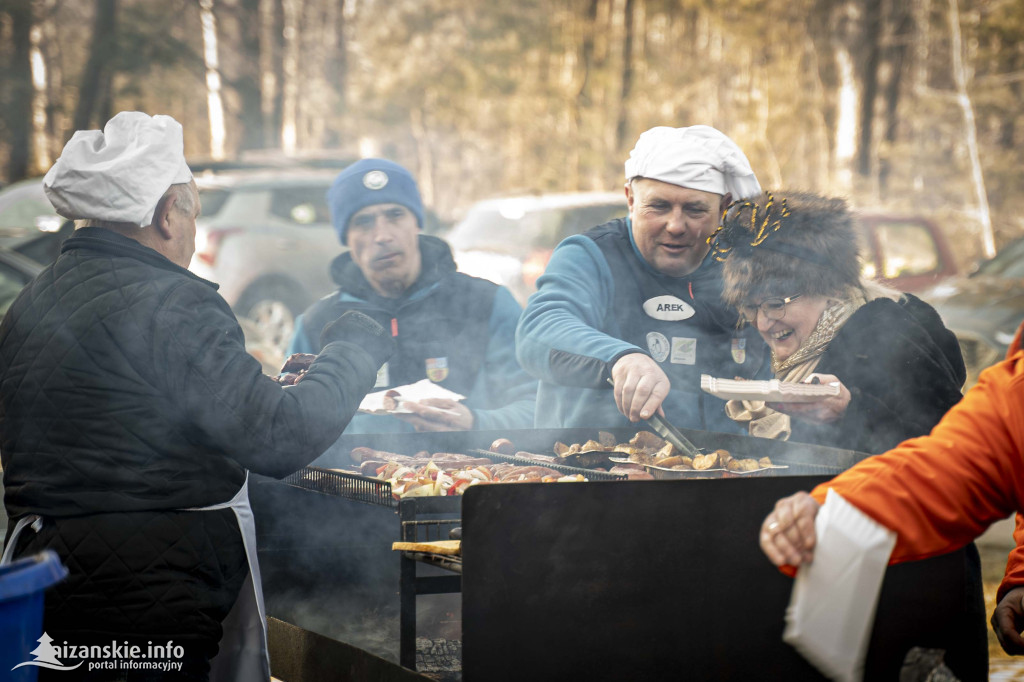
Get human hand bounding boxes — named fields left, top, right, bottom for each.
left=760, top=492, right=820, bottom=567
left=769, top=374, right=850, bottom=424
left=610, top=353, right=670, bottom=422
left=394, top=398, right=475, bottom=432
left=992, top=586, right=1024, bottom=655
left=319, top=311, right=395, bottom=368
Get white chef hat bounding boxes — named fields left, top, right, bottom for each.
left=624, top=125, right=762, bottom=200
left=43, top=111, right=193, bottom=228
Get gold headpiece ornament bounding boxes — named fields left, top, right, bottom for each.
left=707, top=193, right=790, bottom=262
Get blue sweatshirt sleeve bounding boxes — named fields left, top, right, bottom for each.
left=515, top=235, right=644, bottom=388
left=285, top=312, right=317, bottom=356
left=467, top=287, right=538, bottom=431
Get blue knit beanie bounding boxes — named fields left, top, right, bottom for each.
left=327, top=158, right=424, bottom=244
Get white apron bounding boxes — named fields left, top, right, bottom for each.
left=2, top=473, right=270, bottom=682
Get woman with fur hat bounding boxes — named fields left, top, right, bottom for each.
left=711, top=190, right=965, bottom=455
left=716, top=191, right=988, bottom=678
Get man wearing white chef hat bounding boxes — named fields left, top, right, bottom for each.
left=516, top=124, right=766, bottom=432
left=1, top=111, right=393, bottom=680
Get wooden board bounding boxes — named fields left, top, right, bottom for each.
left=391, top=540, right=461, bottom=556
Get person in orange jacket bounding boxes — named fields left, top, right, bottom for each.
left=760, top=321, right=1024, bottom=659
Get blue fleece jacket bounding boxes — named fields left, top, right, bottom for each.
left=288, top=235, right=537, bottom=435
left=516, top=218, right=765, bottom=431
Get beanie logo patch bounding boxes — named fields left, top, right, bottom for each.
left=642, top=295, right=695, bottom=321
left=363, top=170, right=389, bottom=190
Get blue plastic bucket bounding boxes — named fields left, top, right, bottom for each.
left=0, top=550, right=68, bottom=682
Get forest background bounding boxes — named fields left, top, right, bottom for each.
left=0, top=0, right=1021, bottom=265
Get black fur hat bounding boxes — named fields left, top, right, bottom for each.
left=710, top=190, right=862, bottom=307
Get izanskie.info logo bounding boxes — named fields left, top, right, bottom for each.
left=13, top=632, right=185, bottom=674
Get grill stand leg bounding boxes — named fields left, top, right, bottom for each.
left=399, top=552, right=417, bottom=670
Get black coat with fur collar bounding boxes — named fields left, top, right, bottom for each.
left=789, top=294, right=966, bottom=455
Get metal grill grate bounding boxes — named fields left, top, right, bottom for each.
left=466, top=449, right=628, bottom=480
left=282, top=466, right=397, bottom=507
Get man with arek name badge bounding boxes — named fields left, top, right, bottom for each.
left=287, top=158, right=537, bottom=434
left=516, top=125, right=766, bottom=431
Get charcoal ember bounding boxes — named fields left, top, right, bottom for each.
left=280, top=352, right=317, bottom=374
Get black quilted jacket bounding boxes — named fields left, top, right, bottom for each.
left=0, top=227, right=380, bottom=643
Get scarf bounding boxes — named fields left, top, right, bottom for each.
left=726, top=291, right=866, bottom=439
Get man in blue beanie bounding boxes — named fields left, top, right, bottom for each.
left=286, top=158, right=537, bottom=434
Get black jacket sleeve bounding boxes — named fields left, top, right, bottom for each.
left=155, top=281, right=382, bottom=478
left=794, top=297, right=965, bottom=454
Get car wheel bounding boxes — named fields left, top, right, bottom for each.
left=236, top=282, right=309, bottom=357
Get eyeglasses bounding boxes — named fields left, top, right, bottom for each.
left=739, top=294, right=802, bottom=324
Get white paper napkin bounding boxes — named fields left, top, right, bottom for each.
left=783, top=488, right=897, bottom=682
left=358, top=379, right=465, bottom=414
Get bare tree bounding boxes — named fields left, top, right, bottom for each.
left=199, top=0, right=226, bottom=160
left=948, top=0, right=994, bottom=258
left=72, top=0, right=117, bottom=132
left=4, top=0, right=33, bottom=179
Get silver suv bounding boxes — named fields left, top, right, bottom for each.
left=447, top=192, right=629, bottom=304
left=188, top=171, right=343, bottom=361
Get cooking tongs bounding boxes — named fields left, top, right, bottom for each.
left=606, top=378, right=701, bottom=457
left=646, top=412, right=702, bottom=458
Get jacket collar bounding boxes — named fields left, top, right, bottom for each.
left=61, top=227, right=219, bottom=290
left=328, top=234, right=456, bottom=303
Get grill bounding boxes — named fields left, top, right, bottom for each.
left=262, top=427, right=966, bottom=679
left=282, top=466, right=398, bottom=507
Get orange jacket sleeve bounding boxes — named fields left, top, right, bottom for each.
left=807, top=336, right=1024, bottom=576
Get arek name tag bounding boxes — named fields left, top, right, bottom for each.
left=642, top=295, right=695, bottom=321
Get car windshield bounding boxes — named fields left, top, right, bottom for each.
left=448, top=201, right=626, bottom=256
left=975, top=238, right=1024, bottom=279
left=0, top=182, right=55, bottom=232
left=198, top=188, right=231, bottom=218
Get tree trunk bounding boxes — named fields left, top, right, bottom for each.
left=855, top=0, right=883, bottom=178
left=39, top=0, right=65, bottom=161
left=259, top=0, right=281, bottom=148
left=326, top=0, right=347, bottom=122
left=216, top=0, right=265, bottom=153
left=614, top=0, right=635, bottom=152
left=199, top=0, right=227, bottom=160
left=72, top=0, right=117, bottom=132
left=29, top=21, right=51, bottom=174
left=834, top=44, right=858, bottom=195
left=279, top=0, right=301, bottom=152
left=807, top=0, right=839, bottom=189
left=947, top=0, right=995, bottom=258
left=5, top=0, right=33, bottom=180
left=878, top=1, right=913, bottom=198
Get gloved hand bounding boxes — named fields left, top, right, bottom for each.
left=320, top=311, right=395, bottom=368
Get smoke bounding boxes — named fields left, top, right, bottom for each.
left=251, top=472, right=462, bottom=664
